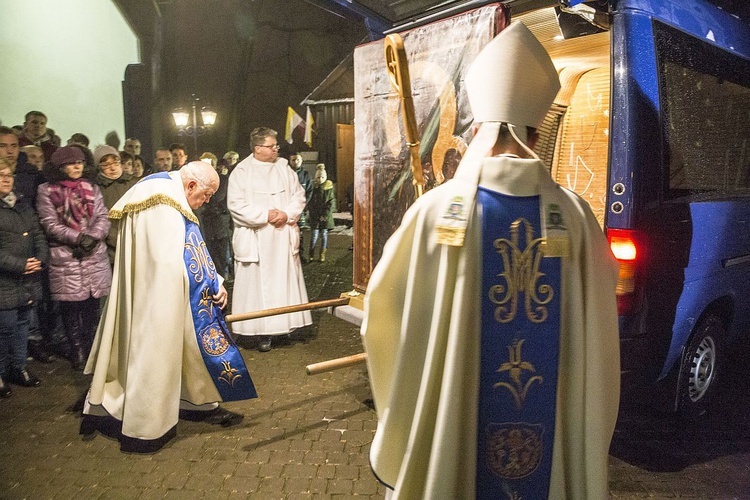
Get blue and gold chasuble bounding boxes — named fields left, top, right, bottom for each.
left=476, top=187, right=562, bottom=500
left=183, top=209, right=257, bottom=402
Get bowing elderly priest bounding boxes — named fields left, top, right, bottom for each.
left=361, top=21, right=620, bottom=499
left=80, top=161, right=257, bottom=453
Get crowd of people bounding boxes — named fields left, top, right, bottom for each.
left=0, top=113, right=337, bottom=413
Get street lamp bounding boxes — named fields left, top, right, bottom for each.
left=171, top=94, right=217, bottom=153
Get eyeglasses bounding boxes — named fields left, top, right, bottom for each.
left=257, top=143, right=280, bottom=150
left=0, top=173, right=13, bottom=180
left=99, top=160, right=121, bottom=169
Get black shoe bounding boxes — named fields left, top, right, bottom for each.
left=0, top=376, right=11, bottom=398
left=258, top=337, right=272, bottom=352
left=28, top=340, right=54, bottom=364
left=11, top=368, right=41, bottom=387
left=180, top=407, right=243, bottom=427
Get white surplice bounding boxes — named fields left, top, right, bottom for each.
left=362, top=157, right=621, bottom=499
left=228, top=155, right=311, bottom=336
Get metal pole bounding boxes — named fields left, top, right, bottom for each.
left=191, top=97, right=199, bottom=153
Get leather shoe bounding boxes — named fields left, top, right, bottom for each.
left=258, top=336, right=272, bottom=352
left=11, top=368, right=41, bottom=387
left=180, top=407, right=244, bottom=427
left=0, top=376, right=11, bottom=398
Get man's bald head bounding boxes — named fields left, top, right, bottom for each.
left=180, top=161, right=219, bottom=209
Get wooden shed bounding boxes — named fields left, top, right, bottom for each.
left=301, top=52, right=356, bottom=212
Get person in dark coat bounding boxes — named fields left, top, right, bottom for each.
left=0, top=160, right=49, bottom=396
left=36, top=146, right=112, bottom=370
left=93, top=145, right=136, bottom=265
left=196, top=157, right=233, bottom=279
left=290, top=153, right=313, bottom=261
left=308, top=164, right=336, bottom=262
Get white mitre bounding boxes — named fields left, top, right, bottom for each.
left=465, top=21, right=560, bottom=129
left=436, top=22, right=560, bottom=247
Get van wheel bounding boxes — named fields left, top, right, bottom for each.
left=678, top=315, right=724, bottom=420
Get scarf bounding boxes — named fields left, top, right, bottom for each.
left=47, top=179, right=95, bottom=231
left=2, top=192, right=17, bottom=208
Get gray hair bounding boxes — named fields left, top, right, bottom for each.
left=180, top=161, right=218, bottom=189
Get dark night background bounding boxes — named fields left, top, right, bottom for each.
left=116, top=0, right=368, bottom=160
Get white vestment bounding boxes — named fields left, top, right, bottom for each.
left=362, top=157, right=620, bottom=499
left=228, top=155, right=311, bottom=336
left=83, top=172, right=224, bottom=444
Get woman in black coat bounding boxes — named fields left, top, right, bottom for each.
left=0, top=161, right=49, bottom=397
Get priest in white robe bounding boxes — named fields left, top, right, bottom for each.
left=81, top=162, right=257, bottom=453
left=228, top=127, right=311, bottom=353
left=362, top=22, right=620, bottom=499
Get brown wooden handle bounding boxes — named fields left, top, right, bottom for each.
left=305, top=352, right=368, bottom=375
left=225, top=297, right=350, bottom=324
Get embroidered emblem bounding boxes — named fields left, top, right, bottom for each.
left=184, top=231, right=216, bottom=282
left=201, top=326, right=230, bottom=356
left=546, top=203, right=566, bottom=230
left=494, top=339, right=543, bottom=409
left=219, top=360, right=243, bottom=386
left=486, top=423, right=543, bottom=479
left=446, top=196, right=466, bottom=220
left=488, top=218, right=553, bottom=323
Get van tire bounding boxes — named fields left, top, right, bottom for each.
left=677, top=315, right=724, bottom=420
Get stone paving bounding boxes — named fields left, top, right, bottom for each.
left=2, top=228, right=750, bottom=499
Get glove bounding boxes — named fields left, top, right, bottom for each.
left=77, top=234, right=99, bottom=253
left=72, top=246, right=85, bottom=260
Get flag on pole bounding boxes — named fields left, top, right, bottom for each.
left=285, top=107, right=304, bottom=144
left=304, top=106, right=314, bottom=147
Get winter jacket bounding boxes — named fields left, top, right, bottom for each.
left=13, top=152, right=45, bottom=208
left=308, top=180, right=336, bottom=230
left=0, top=196, right=49, bottom=310
left=96, top=172, right=136, bottom=264
left=36, top=181, right=112, bottom=301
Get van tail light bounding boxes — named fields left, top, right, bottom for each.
left=606, top=228, right=643, bottom=315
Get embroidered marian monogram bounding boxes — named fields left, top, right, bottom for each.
left=493, top=339, right=543, bottom=410
left=488, top=218, right=553, bottom=323
left=185, top=231, right=215, bottom=283
left=477, top=189, right=561, bottom=500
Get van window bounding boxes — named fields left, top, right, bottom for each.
left=656, top=22, right=750, bottom=199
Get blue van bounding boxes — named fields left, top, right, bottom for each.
left=603, top=0, right=750, bottom=417
left=333, top=0, right=750, bottom=418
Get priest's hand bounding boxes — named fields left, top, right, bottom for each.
left=212, top=285, right=228, bottom=310
left=267, top=209, right=288, bottom=228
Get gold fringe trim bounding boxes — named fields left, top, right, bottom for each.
left=435, top=225, right=466, bottom=247
left=109, top=194, right=199, bottom=224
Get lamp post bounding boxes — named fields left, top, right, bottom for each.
left=172, top=94, right=217, bottom=153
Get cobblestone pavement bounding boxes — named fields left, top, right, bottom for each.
left=2, top=228, right=750, bottom=499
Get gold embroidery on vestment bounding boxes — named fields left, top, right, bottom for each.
left=494, top=339, right=543, bottom=410
left=219, top=360, right=242, bottom=386
left=486, top=423, right=543, bottom=479
left=108, top=194, right=199, bottom=223
left=488, top=218, right=553, bottom=323
left=185, top=232, right=216, bottom=284
left=201, top=326, right=230, bottom=356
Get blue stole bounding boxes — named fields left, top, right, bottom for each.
left=184, top=211, right=257, bottom=401
left=476, top=187, right=561, bottom=500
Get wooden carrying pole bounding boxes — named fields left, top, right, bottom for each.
left=224, top=297, right=350, bottom=324
left=305, top=352, right=368, bottom=375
